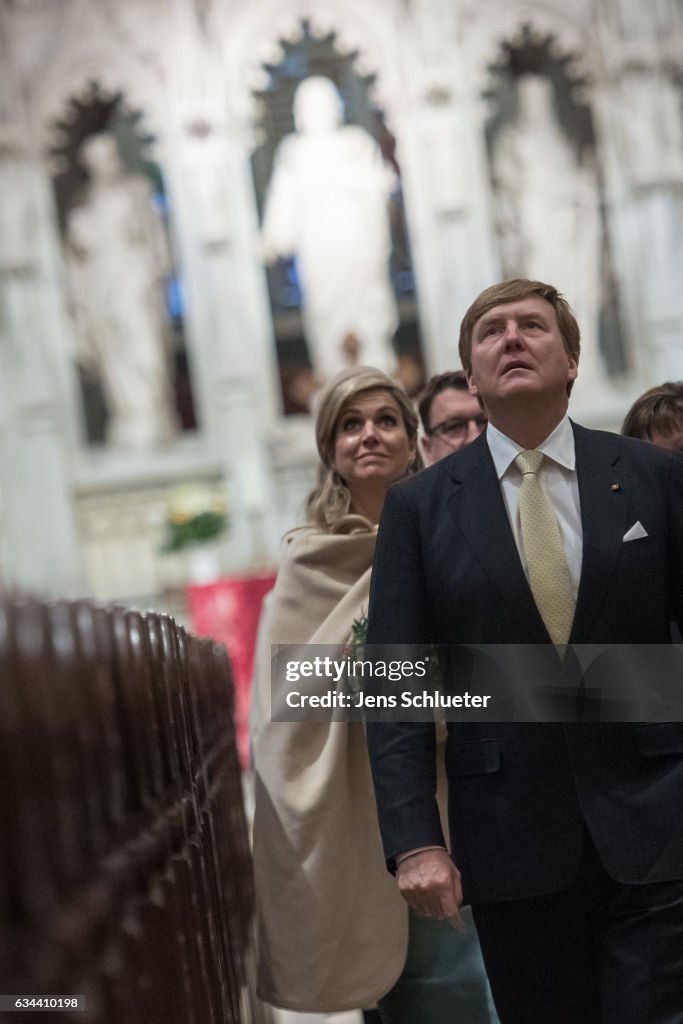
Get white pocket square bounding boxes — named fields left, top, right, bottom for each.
left=623, top=521, right=648, bottom=542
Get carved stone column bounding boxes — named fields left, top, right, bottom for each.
left=391, top=0, right=499, bottom=374
left=161, top=0, right=283, bottom=566
left=593, top=0, right=683, bottom=385
left=0, top=147, right=86, bottom=596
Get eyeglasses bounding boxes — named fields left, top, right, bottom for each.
left=428, top=415, right=487, bottom=443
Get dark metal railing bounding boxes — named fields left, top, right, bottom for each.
left=0, top=597, right=269, bottom=1024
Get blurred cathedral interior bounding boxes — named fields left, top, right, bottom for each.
left=1, top=0, right=682, bottom=619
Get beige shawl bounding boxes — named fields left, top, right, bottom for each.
left=252, top=527, right=408, bottom=1011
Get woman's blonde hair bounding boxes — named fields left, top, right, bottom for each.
left=305, top=366, right=419, bottom=534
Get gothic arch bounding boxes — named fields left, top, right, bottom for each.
left=27, top=1, right=166, bottom=157
left=463, top=4, right=601, bottom=102
left=219, top=0, right=408, bottom=143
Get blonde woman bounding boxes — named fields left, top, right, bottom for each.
left=252, top=367, right=496, bottom=1024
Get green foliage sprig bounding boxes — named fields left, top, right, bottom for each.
left=160, top=482, right=229, bottom=553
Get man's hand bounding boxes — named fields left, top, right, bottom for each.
left=396, top=848, right=466, bottom=932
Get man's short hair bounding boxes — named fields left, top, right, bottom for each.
left=458, top=279, right=581, bottom=395
left=417, top=370, right=470, bottom=433
left=621, top=382, right=683, bottom=441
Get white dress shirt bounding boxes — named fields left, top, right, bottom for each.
left=486, top=415, right=583, bottom=599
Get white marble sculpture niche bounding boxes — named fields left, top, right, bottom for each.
left=488, top=60, right=614, bottom=404
left=63, top=130, right=178, bottom=450
left=249, top=19, right=426, bottom=417
left=51, top=89, right=189, bottom=452
left=261, top=74, right=400, bottom=386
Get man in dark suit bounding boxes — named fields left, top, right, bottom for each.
left=365, top=279, right=683, bottom=1023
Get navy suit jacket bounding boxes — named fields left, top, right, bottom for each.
left=365, top=423, right=683, bottom=904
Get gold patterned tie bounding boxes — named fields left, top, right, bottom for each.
left=515, top=450, right=575, bottom=646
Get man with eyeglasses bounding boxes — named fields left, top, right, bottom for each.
left=418, top=371, right=487, bottom=466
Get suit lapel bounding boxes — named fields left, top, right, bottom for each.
left=570, top=422, right=631, bottom=642
left=444, top=435, right=551, bottom=643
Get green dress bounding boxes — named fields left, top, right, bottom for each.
left=376, top=908, right=499, bottom=1023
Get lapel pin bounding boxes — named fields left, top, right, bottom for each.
left=610, top=483, right=621, bottom=492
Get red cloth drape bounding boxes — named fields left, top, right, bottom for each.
left=187, top=572, right=276, bottom=769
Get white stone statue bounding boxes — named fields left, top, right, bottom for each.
left=262, top=76, right=399, bottom=382
left=492, top=74, right=607, bottom=393
left=65, top=132, right=177, bottom=448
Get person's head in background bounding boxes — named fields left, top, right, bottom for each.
left=307, top=366, right=419, bottom=532
left=418, top=370, right=487, bottom=465
left=621, top=382, right=683, bottom=452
